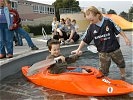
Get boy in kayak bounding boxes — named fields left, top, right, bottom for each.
left=46, top=39, right=88, bottom=74
left=71, top=6, right=131, bottom=79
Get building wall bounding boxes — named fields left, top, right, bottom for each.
left=22, top=15, right=54, bottom=26
left=16, top=0, right=55, bottom=15
left=17, top=4, right=33, bottom=14
left=10, top=0, right=55, bottom=25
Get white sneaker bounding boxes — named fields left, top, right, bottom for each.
left=60, top=41, right=65, bottom=45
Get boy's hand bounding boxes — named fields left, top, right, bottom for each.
left=54, top=56, right=66, bottom=63
left=125, top=38, right=131, bottom=46
left=59, top=56, right=66, bottom=62
left=71, top=49, right=82, bottom=56
left=77, top=50, right=82, bottom=56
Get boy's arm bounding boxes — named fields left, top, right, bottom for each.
left=67, top=30, right=75, bottom=41
left=65, top=54, right=80, bottom=64
left=119, top=31, right=131, bottom=46
left=66, top=50, right=83, bottom=64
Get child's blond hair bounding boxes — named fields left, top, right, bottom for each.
left=85, top=6, right=103, bottom=21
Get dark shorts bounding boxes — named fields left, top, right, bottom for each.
left=99, top=49, right=125, bottom=75
left=59, top=31, right=68, bottom=40
left=68, top=32, right=79, bottom=42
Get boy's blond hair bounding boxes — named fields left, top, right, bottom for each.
left=85, top=6, right=103, bottom=21
left=53, top=16, right=57, bottom=21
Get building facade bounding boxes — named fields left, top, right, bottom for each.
left=10, top=0, right=55, bottom=25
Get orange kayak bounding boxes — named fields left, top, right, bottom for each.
left=22, top=66, right=133, bottom=96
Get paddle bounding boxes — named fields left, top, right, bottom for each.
left=27, top=45, right=97, bottom=76
left=27, top=54, right=79, bottom=76
left=27, top=58, right=59, bottom=76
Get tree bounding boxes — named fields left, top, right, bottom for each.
left=119, top=11, right=128, bottom=20
left=52, top=0, right=81, bottom=20
left=128, top=6, right=133, bottom=22
left=107, top=9, right=117, bottom=14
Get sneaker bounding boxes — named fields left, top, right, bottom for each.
left=7, top=54, right=13, bottom=58
left=121, top=76, right=125, bottom=81
left=0, top=54, right=6, bottom=59
left=65, top=41, right=73, bottom=45
left=31, top=46, right=39, bottom=50
left=121, top=74, right=126, bottom=80
left=60, top=41, right=65, bottom=45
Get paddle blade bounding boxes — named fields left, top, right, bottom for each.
left=27, top=59, right=56, bottom=76
left=87, top=45, right=98, bottom=53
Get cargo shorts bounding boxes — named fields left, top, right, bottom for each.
left=99, top=49, right=125, bottom=76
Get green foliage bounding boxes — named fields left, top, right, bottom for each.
left=129, top=6, right=133, bottom=13
left=119, top=11, right=128, bottom=21
left=128, top=6, right=133, bottom=22
left=22, top=25, right=30, bottom=33
left=119, top=5, right=133, bottom=22
left=28, top=24, right=52, bottom=36
left=107, top=9, right=117, bottom=14
left=52, top=0, right=81, bottom=20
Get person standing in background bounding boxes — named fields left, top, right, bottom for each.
left=0, top=0, right=14, bottom=59
left=6, top=0, right=39, bottom=50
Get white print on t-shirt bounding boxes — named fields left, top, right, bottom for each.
left=94, top=33, right=110, bottom=40
left=93, top=30, right=97, bottom=34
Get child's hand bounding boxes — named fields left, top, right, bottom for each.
left=125, top=38, right=131, bottom=46
left=59, top=56, right=66, bottom=62
left=77, top=50, right=83, bottom=56
left=71, top=49, right=82, bottom=55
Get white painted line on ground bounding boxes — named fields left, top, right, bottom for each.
left=36, top=39, right=48, bottom=42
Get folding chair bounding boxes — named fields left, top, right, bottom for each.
left=42, top=27, right=48, bottom=40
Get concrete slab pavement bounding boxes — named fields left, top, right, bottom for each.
left=0, top=36, right=48, bottom=65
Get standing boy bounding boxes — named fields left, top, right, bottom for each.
left=72, top=6, right=131, bottom=79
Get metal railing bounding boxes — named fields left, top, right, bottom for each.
left=59, top=7, right=81, bottom=14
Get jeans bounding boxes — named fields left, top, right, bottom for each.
left=14, top=32, right=23, bottom=45
left=0, top=23, right=13, bottom=55
left=14, top=27, right=35, bottom=47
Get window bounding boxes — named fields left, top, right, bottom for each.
left=11, top=1, right=17, bottom=9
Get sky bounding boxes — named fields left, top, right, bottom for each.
left=29, top=0, right=132, bottom=14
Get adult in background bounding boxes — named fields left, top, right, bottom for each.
left=6, top=0, right=39, bottom=50
left=71, top=6, right=131, bottom=80
left=0, top=0, right=13, bottom=58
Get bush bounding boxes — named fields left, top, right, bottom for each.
left=22, top=25, right=30, bottom=33
left=28, top=24, right=52, bottom=36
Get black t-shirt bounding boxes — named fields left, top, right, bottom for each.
left=83, top=17, right=121, bottom=53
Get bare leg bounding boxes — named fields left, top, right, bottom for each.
left=119, top=68, right=126, bottom=77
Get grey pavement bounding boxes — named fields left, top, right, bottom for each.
left=0, top=36, right=48, bottom=65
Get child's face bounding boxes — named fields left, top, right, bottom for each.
left=65, top=19, right=71, bottom=26
left=72, top=22, right=75, bottom=25
left=85, top=11, right=100, bottom=24
left=49, top=44, right=60, bottom=57
left=0, top=0, right=4, bottom=7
